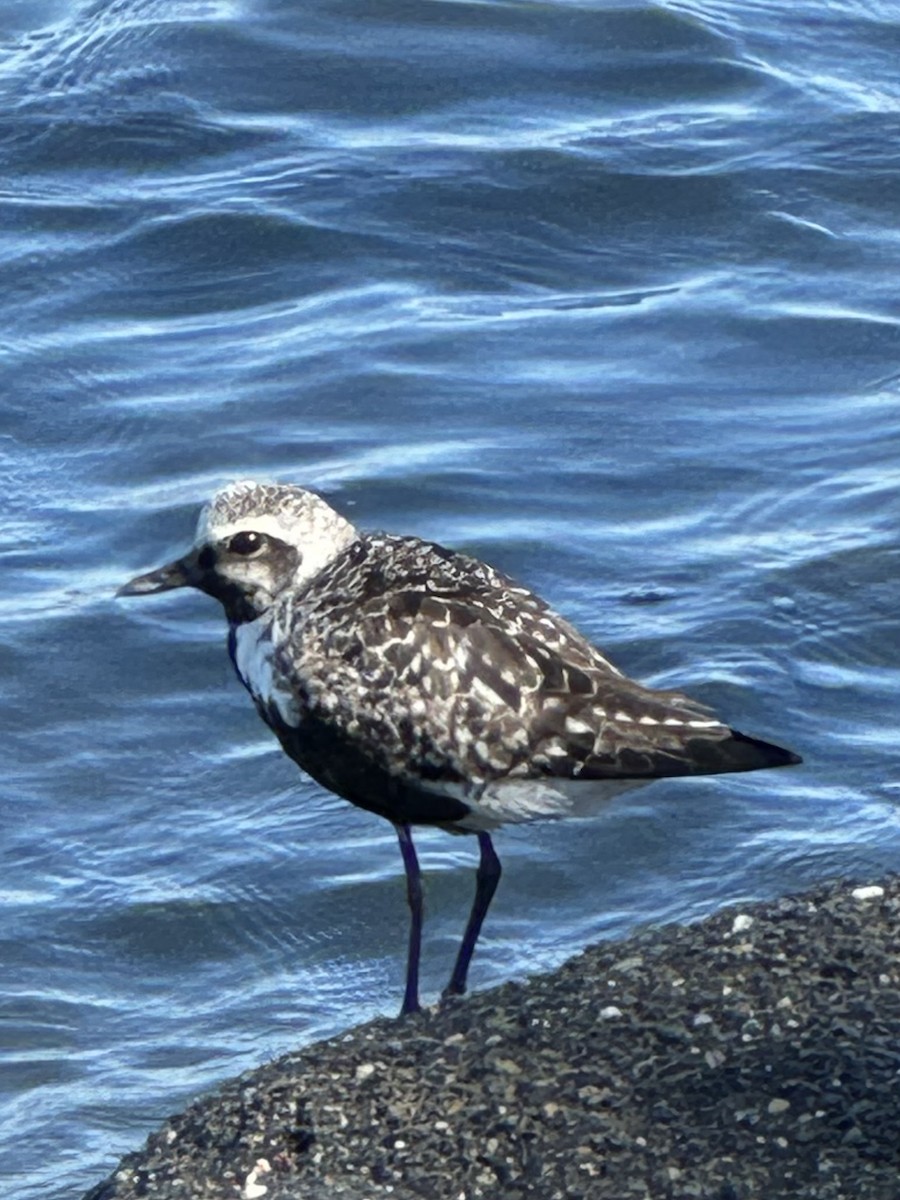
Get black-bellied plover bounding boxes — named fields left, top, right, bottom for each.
left=118, top=480, right=800, bottom=1015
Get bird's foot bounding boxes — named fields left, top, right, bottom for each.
left=398, top=994, right=422, bottom=1019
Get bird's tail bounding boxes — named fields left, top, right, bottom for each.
left=690, top=728, right=802, bottom=775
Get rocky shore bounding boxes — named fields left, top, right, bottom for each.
left=84, top=876, right=900, bottom=1200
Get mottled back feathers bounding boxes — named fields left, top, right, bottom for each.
left=257, top=533, right=795, bottom=810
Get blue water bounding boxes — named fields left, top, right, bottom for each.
left=3, top=0, right=900, bottom=1194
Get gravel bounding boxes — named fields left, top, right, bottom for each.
left=83, top=876, right=900, bottom=1200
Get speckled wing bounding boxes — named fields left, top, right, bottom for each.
left=271, top=535, right=795, bottom=811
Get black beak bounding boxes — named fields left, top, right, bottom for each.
left=116, top=552, right=197, bottom=598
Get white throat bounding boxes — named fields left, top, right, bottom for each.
left=233, top=616, right=301, bottom=727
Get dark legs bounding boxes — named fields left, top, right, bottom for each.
left=443, top=831, right=502, bottom=1000
left=394, top=826, right=503, bottom=1016
left=395, top=823, right=423, bottom=1016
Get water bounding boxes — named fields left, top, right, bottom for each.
left=2, top=0, right=900, bottom=1194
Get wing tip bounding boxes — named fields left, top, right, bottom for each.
left=728, top=728, right=802, bottom=770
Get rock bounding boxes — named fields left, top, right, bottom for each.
left=83, top=874, right=900, bottom=1200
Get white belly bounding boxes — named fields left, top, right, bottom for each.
left=424, top=775, right=649, bottom=833
left=233, top=619, right=300, bottom=728
left=477, top=776, right=647, bottom=825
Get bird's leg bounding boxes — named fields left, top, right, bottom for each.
left=443, top=832, right=502, bottom=1000
left=395, top=823, right=423, bottom=1017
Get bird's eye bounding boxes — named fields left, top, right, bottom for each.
left=227, top=531, right=266, bottom=557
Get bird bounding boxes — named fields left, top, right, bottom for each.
left=118, top=479, right=801, bottom=1016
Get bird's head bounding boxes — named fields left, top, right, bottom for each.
left=117, top=479, right=359, bottom=623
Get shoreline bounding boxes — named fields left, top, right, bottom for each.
left=84, top=875, right=900, bottom=1200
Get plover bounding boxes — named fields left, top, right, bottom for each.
left=118, top=479, right=801, bottom=1015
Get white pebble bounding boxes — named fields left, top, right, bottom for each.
left=851, top=885, right=884, bottom=901
left=242, top=1158, right=271, bottom=1200
left=768, top=1098, right=791, bottom=1114
left=731, top=914, right=754, bottom=934
left=355, top=1062, right=376, bottom=1082
left=600, top=1005, right=623, bottom=1020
